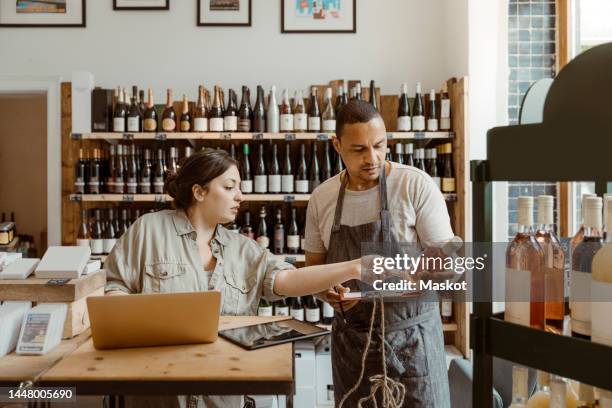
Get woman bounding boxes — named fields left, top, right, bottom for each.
left=104, top=148, right=365, bottom=408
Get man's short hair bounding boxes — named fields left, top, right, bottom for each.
left=336, top=100, right=383, bottom=139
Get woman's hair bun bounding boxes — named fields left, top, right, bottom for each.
left=165, top=173, right=179, bottom=199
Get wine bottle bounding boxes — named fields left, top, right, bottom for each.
left=427, top=89, right=439, bottom=131
left=257, top=298, right=273, bottom=316
left=76, top=210, right=90, bottom=247
left=224, top=89, right=238, bottom=132
left=254, top=143, right=267, bottom=194
left=176, top=95, right=190, bottom=132
left=126, top=144, right=138, bottom=194
left=268, top=143, right=281, bottom=193
left=256, top=205, right=269, bottom=249
left=240, top=143, right=253, bottom=194
left=355, top=83, right=362, bottom=100
left=267, top=86, right=280, bottom=133
left=571, top=196, right=603, bottom=339
left=193, top=86, right=208, bottom=132
left=386, top=148, right=391, bottom=161
left=393, top=143, right=404, bottom=164
left=404, top=143, right=414, bottom=166
left=309, top=142, right=321, bottom=192
left=505, top=196, right=545, bottom=329
left=88, top=149, right=101, bottom=194
left=440, top=82, right=451, bottom=130
left=120, top=208, right=130, bottom=236
left=153, top=148, right=165, bottom=194
left=293, top=90, right=308, bottom=132
left=535, top=195, right=565, bottom=333
left=290, top=297, right=305, bottom=321
left=412, top=82, right=426, bottom=131
left=333, top=150, right=344, bottom=175
left=240, top=211, right=254, bottom=239
left=287, top=207, right=300, bottom=254
left=440, top=293, right=453, bottom=324
left=416, top=148, right=426, bottom=172
left=549, top=380, right=567, bottom=408
left=304, top=295, right=321, bottom=324
left=143, top=88, right=158, bottom=132
left=321, top=301, right=334, bottom=325
left=102, top=208, right=117, bottom=255
left=226, top=218, right=240, bottom=233
left=397, top=83, right=412, bottom=132
left=280, top=89, right=294, bottom=132
left=282, top=144, right=294, bottom=193
left=592, top=198, right=612, bottom=348
left=274, top=299, right=290, bottom=316
left=113, top=88, right=127, bottom=133
left=274, top=208, right=285, bottom=255
left=322, top=87, right=336, bottom=133
left=252, top=85, right=266, bottom=132
left=74, top=148, right=87, bottom=194
left=167, top=147, right=179, bottom=176
left=575, top=384, right=596, bottom=408
left=321, top=141, right=332, bottom=181
left=427, top=148, right=441, bottom=189
left=508, top=366, right=528, bottom=408
left=308, top=87, right=321, bottom=132
left=106, top=145, right=116, bottom=193
left=127, top=88, right=142, bottom=132
left=441, top=143, right=456, bottom=193
left=161, top=89, right=177, bottom=132
left=90, top=209, right=104, bottom=256
left=335, top=84, right=346, bottom=113
left=209, top=86, right=224, bottom=132
left=571, top=193, right=598, bottom=253
left=138, top=89, right=146, bottom=116
left=369, top=80, right=378, bottom=111
left=238, top=86, right=252, bottom=132
left=139, top=148, right=152, bottom=194
left=295, top=144, right=309, bottom=193
left=528, top=371, right=551, bottom=406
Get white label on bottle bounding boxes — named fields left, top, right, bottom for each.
left=281, top=175, right=294, bottom=193
left=294, top=113, right=308, bottom=131
left=591, top=280, right=612, bottom=346
left=412, top=116, right=425, bottom=131
left=397, top=116, right=411, bottom=131
left=240, top=180, right=253, bottom=194
left=280, top=114, right=294, bottom=131
left=570, top=270, right=592, bottom=335
left=144, top=118, right=157, bottom=131
left=300, top=236, right=306, bottom=251
left=224, top=116, right=238, bottom=131
left=432, top=177, right=441, bottom=189
left=275, top=306, right=290, bottom=316
left=505, top=268, right=531, bottom=326
left=103, top=238, right=117, bottom=254
left=323, top=302, right=334, bottom=318
left=139, top=181, right=151, bottom=194
left=291, top=308, right=304, bottom=321
left=113, top=118, right=125, bottom=132
left=153, top=179, right=165, bottom=194
left=127, top=180, right=138, bottom=193
left=127, top=117, right=140, bottom=132
left=267, top=115, right=279, bottom=133
left=76, top=239, right=90, bottom=247
left=440, top=118, right=451, bottom=131
left=427, top=119, right=439, bottom=132
left=287, top=235, right=300, bottom=250
left=209, top=118, right=224, bottom=132
left=258, top=306, right=273, bottom=317
left=441, top=300, right=453, bottom=317
left=295, top=180, right=309, bottom=193
left=441, top=99, right=451, bottom=119
left=268, top=175, right=281, bottom=193
left=254, top=175, right=267, bottom=193
left=256, top=236, right=269, bottom=249
left=308, top=117, right=321, bottom=131
left=193, top=117, right=208, bottom=132
left=306, top=308, right=320, bottom=323
left=162, top=118, right=175, bottom=132
left=442, top=178, right=455, bottom=193
left=323, top=119, right=336, bottom=132
left=90, top=238, right=104, bottom=255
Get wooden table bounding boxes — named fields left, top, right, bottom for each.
left=35, top=316, right=294, bottom=396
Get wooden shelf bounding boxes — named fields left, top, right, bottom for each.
left=69, top=193, right=456, bottom=203
left=71, top=131, right=454, bottom=141
left=93, top=253, right=305, bottom=265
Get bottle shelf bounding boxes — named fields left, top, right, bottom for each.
left=71, top=131, right=454, bottom=142
left=92, top=253, right=305, bottom=264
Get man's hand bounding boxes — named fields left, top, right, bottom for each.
left=316, top=284, right=360, bottom=312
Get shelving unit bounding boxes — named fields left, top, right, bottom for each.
left=61, top=76, right=471, bottom=356
left=471, top=44, right=612, bottom=407
left=92, top=253, right=306, bottom=265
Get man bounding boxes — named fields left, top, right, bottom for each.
left=304, top=100, right=454, bottom=407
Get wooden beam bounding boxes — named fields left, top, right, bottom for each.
left=557, top=0, right=571, bottom=237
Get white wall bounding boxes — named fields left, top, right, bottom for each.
left=0, top=0, right=467, bottom=101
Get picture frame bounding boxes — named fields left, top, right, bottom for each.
left=113, top=0, right=169, bottom=11
left=281, top=0, right=356, bottom=34
left=197, top=0, right=251, bottom=27
left=0, top=0, right=86, bottom=28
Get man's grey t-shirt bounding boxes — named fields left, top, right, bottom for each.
left=304, top=162, right=454, bottom=253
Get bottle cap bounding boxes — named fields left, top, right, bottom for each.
left=518, top=197, right=534, bottom=227
left=583, top=196, right=602, bottom=229
left=537, top=195, right=554, bottom=225
left=394, top=143, right=403, bottom=154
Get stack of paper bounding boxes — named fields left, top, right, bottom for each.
left=0, top=252, right=22, bottom=271
left=0, top=258, right=40, bottom=280
left=16, top=303, right=67, bottom=355
left=35, top=246, right=91, bottom=279
left=83, top=259, right=102, bottom=275
left=0, top=301, right=32, bottom=357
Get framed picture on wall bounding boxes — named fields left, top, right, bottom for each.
left=197, top=0, right=251, bottom=27
left=113, top=0, right=169, bottom=11
left=281, top=0, right=356, bottom=33
left=0, top=0, right=86, bottom=27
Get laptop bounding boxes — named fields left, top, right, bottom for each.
left=87, top=291, right=221, bottom=350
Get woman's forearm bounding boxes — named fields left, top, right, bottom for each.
left=273, top=258, right=361, bottom=297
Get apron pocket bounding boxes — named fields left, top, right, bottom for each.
left=143, top=263, right=188, bottom=293
left=384, top=324, right=429, bottom=378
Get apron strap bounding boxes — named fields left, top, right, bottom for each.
left=379, top=162, right=392, bottom=243
left=331, top=171, right=349, bottom=232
